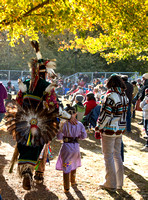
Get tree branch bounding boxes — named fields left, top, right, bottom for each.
left=0, top=0, right=50, bottom=26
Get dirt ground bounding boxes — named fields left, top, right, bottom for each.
left=0, top=110, right=148, bottom=200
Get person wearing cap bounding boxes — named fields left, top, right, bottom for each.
left=73, top=95, right=85, bottom=122
left=95, top=74, right=128, bottom=192
left=56, top=104, right=87, bottom=193
left=140, top=88, right=148, bottom=151
left=121, top=75, right=133, bottom=133
left=70, top=86, right=84, bottom=107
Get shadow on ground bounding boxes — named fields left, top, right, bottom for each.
left=65, top=185, right=87, bottom=200
left=124, top=166, right=148, bottom=200
left=105, top=166, right=148, bottom=200
left=0, top=128, right=15, bottom=147
left=127, top=128, right=145, bottom=145
left=0, top=155, right=18, bottom=200
left=24, top=183, right=59, bottom=200
left=105, top=189, right=135, bottom=200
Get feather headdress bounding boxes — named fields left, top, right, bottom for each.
left=31, top=41, right=42, bottom=60
left=29, top=41, right=44, bottom=92
left=45, top=60, right=57, bottom=79
left=5, top=41, right=60, bottom=146
left=30, top=41, right=57, bottom=79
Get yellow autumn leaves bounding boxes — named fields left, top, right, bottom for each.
left=0, top=0, right=147, bottom=61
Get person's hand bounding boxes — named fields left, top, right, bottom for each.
left=95, top=126, right=101, bottom=139
left=69, top=113, right=77, bottom=125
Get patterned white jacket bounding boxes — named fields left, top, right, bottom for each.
left=97, top=87, right=129, bottom=136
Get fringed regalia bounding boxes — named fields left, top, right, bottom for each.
left=6, top=77, right=59, bottom=170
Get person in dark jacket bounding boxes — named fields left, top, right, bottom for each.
left=121, top=75, right=133, bottom=133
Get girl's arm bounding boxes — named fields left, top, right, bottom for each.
left=79, top=123, right=87, bottom=139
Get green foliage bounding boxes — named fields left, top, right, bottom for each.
left=0, top=32, right=147, bottom=75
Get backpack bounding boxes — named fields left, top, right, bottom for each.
left=82, top=105, right=101, bottom=127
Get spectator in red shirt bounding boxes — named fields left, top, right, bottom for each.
left=83, top=92, right=97, bottom=115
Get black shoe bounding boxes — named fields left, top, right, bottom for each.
left=22, top=173, right=32, bottom=190
left=138, top=121, right=143, bottom=125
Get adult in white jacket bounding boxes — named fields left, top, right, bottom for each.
left=95, top=74, right=129, bottom=192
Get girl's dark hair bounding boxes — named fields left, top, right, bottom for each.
left=86, top=92, right=96, bottom=101
left=106, top=75, right=126, bottom=89
left=65, top=104, right=76, bottom=115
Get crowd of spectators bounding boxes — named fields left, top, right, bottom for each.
left=1, top=72, right=148, bottom=151
left=53, top=73, right=148, bottom=151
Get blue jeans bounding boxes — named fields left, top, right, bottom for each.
left=126, top=104, right=131, bottom=132
left=0, top=113, right=4, bottom=122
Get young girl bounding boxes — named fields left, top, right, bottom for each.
left=56, top=104, right=87, bottom=193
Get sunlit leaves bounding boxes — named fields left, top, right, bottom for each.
left=0, top=0, right=148, bottom=62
